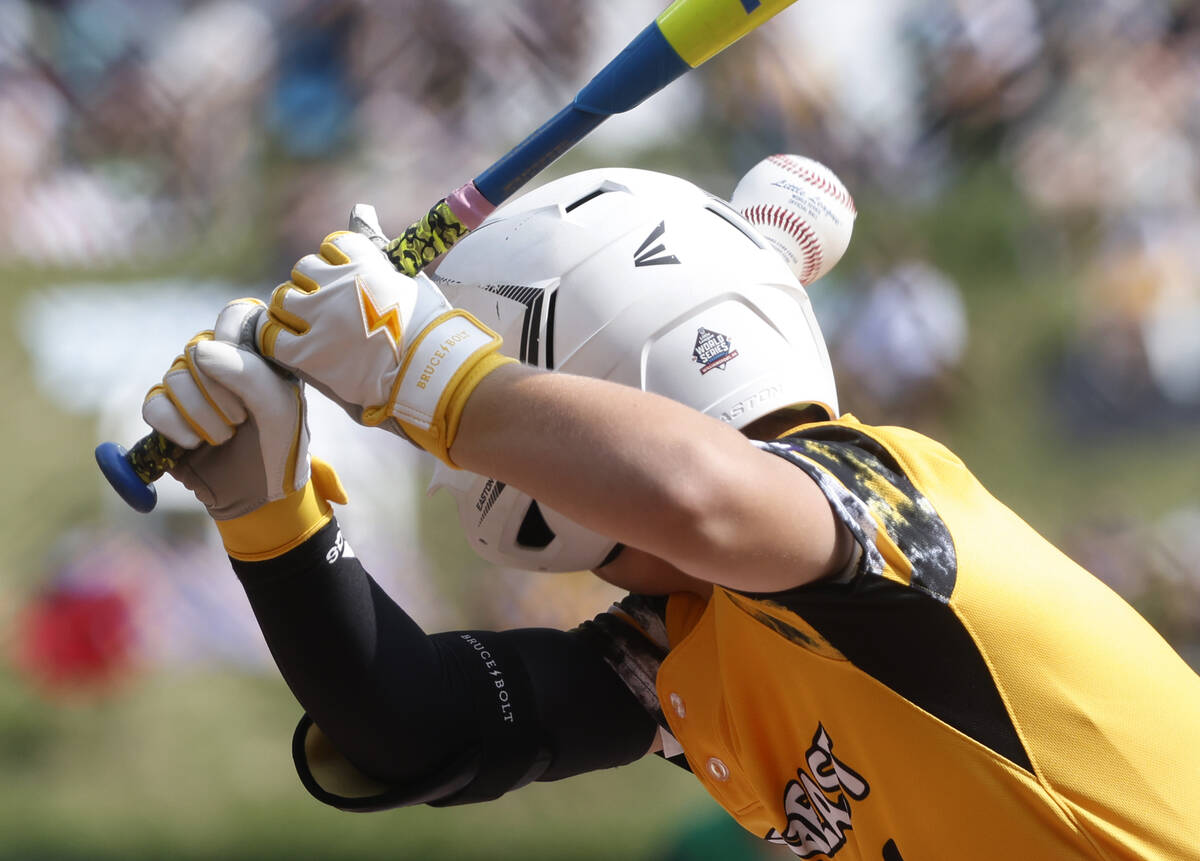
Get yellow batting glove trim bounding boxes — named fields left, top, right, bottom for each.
left=289, top=270, right=321, bottom=294
left=261, top=282, right=311, bottom=357
left=438, top=351, right=517, bottom=465
left=319, top=232, right=352, bottom=264
left=311, top=456, right=349, bottom=505
left=267, top=281, right=307, bottom=329
left=259, top=320, right=281, bottom=358
left=283, top=385, right=305, bottom=493
left=217, top=458, right=348, bottom=561
left=360, top=309, right=470, bottom=429
left=389, top=318, right=515, bottom=466
left=363, top=309, right=511, bottom=466
left=182, top=331, right=235, bottom=428
left=144, top=383, right=168, bottom=404
left=216, top=479, right=333, bottom=562
left=162, top=363, right=220, bottom=447
left=184, top=330, right=215, bottom=349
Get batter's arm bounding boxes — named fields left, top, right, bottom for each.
left=236, top=518, right=658, bottom=811
left=452, top=364, right=854, bottom=594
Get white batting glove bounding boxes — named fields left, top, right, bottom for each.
left=143, top=299, right=347, bottom=560
left=258, top=212, right=515, bottom=466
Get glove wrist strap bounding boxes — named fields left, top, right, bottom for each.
left=368, top=310, right=516, bottom=467
left=216, top=479, right=334, bottom=562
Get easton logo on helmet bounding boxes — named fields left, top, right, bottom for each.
left=475, top=478, right=507, bottom=526
left=693, top=328, right=739, bottom=374
left=634, top=221, right=681, bottom=267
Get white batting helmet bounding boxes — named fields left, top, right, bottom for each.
left=428, top=167, right=838, bottom=572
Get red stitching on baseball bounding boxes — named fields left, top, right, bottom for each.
left=741, top=204, right=823, bottom=283
left=787, top=217, right=823, bottom=282
left=766, top=154, right=857, bottom=215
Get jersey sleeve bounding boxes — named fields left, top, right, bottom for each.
left=575, top=594, right=692, bottom=773
left=754, top=421, right=958, bottom=602
left=744, top=421, right=1036, bottom=775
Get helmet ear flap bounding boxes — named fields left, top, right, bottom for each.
left=427, top=462, right=619, bottom=573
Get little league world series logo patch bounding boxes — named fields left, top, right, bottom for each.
left=693, top=328, right=739, bottom=374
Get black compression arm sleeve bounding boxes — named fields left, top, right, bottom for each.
left=231, top=518, right=657, bottom=808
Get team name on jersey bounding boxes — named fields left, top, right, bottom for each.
left=765, top=724, right=870, bottom=858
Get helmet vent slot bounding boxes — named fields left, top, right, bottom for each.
left=705, top=202, right=767, bottom=249
left=516, top=501, right=556, bottom=549
left=565, top=188, right=610, bottom=212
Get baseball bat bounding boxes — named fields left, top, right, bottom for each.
left=96, top=0, right=801, bottom=512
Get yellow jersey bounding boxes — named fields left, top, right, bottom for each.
left=587, top=416, right=1200, bottom=860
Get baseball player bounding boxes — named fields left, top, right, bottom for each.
left=141, top=169, right=1200, bottom=860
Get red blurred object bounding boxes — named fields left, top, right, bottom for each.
left=14, top=585, right=138, bottom=696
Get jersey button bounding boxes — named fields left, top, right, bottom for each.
left=669, top=692, right=686, bottom=718
left=706, top=757, right=730, bottom=782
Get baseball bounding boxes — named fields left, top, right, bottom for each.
left=731, top=154, right=856, bottom=285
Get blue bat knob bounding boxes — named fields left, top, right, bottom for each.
left=95, top=442, right=159, bottom=513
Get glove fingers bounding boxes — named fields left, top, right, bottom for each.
left=193, top=339, right=308, bottom=497
left=192, top=340, right=295, bottom=426
left=262, top=250, right=356, bottom=349
left=261, top=280, right=408, bottom=411
left=268, top=231, right=418, bottom=350
left=142, top=386, right=204, bottom=449
left=291, top=233, right=356, bottom=289
left=213, top=297, right=266, bottom=347
left=148, top=334, right=242, bottom=446
left=184, top=334, right=249, bottom=429
left=161, top=368, right=236, bottom=446
left=323, top=229, right=381, bottom=263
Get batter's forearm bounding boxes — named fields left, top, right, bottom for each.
left=451, top=364, right=849, bottom=590
left=453, top=365, right=724, bottom=555
left=233, top=516, right=656, bottom=809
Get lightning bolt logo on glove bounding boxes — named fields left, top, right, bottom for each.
left=260, top=226, right=516, bottom=467
left=357, top=275, right=404, bottom=359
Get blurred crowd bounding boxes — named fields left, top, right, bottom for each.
left=2, top=0, right=1199, bottom=694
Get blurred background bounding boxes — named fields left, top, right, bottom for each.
left=1, top=0, right=1199, bottom=858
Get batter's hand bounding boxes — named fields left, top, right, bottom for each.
left=258, top=215, right=515, bottom=466
left=143, top=299, right=346, bottom=560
